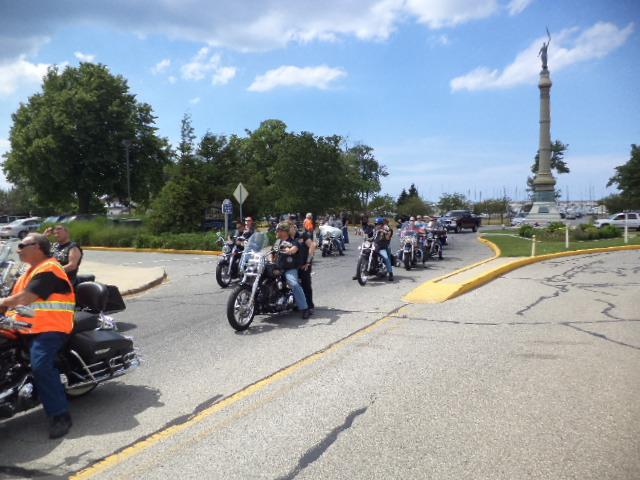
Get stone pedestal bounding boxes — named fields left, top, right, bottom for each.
left=527, top=67, right=561, bottom=225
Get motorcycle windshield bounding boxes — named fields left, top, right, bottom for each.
left=399, top=224, right=418, bottom=238
left=0, top=239, right=20, bottom=266
left=244, top=232, right=268, bottom=253
left=319, top=225, right=342, bottom=238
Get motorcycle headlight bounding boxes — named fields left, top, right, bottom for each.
left=222, top=244, right=231, bottom=254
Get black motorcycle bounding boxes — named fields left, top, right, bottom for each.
left=216, top=234, right=247, bottom=288
left=0, top=281, right=139, bottom=419
left=425, top=230, right=444, bottom=260
left=226, top=233, right=296, bottom=331
left=355, top=236, right=390, bottom=286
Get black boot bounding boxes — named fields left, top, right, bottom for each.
left=302, top=309, right=311, bottom=319
left=49, top=412, right=72, bottom=439
left=388, top=273, right=394, bottom=282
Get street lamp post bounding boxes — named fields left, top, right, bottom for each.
left=121, top=139, right=132, bottom=213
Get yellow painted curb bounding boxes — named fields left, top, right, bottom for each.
left=403, top=237, right=640, bottom=304
left=83, top=246, right=221, bottom=255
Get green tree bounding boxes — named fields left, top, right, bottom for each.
left=607, top=144, right=640, bottom=209
left=368, top=194, right=396, bottom=216
left=397, top=188, right=408, bottom=206
left=3, top=63, right=169, bottom=213
left=526, top=140, right=569, bottom=198
left=344, top=144, right=388, bottom=210
left=396, top=195, right=430, bottom=218
left=599, top=194, right=628, bottom=214
left=408, top=183, right=419, bottom=198
left=148, top=114, right=207, bottom=233
left=437, top=193, right=469, bottom=213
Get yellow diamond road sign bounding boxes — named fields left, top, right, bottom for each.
left=233, top=183, right=249, bottom=205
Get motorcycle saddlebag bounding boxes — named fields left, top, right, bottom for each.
left=68, top=330, right=133, bottom=364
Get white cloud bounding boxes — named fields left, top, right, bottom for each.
left=189, top=97, right=201, bottom=104
left=0, top=1, right=515, bottom=56
left=0, top=56, right=49, bottom=96
left=151, top=58, right=171, bottom=75
left=74, top=51, right=95, bottom=62
left=181, top=48, right=236, bottom=86
left=506, top=0, right=534, bottom=16
left=168, top=75, right=177, bottom=84
left=451, top=22, right=634, bottom=92
left=405, top=0, right=499, bottom=28
left=248, top=65, right=347, bottom=92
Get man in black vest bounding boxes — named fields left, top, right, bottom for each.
left=44, top=224, right=83, bottom=284
left=290, top=223, right=316, bottom=315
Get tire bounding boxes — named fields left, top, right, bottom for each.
left=404, top=254, right=411, bottom=270
left=472, top=225, right=477, bottom=232
left=434, top=243, right=443, bottom=260
left=18, top=230, right=27, bottom=239
left=227, top=286, right=255, bottom=331
left=66, top=383, right=97, bottom=398
left=356, top=257, right=369, bottom=286
left=216, top=262, right=232, bottom=288
left=321, top=247, right=327, bottom=257
left=455, top=225, right=461, bottom=234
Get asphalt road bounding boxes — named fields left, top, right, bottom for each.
left=1, top=234, right=638, bottom=479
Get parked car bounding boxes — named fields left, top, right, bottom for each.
left=511, top=212, right=528, bottom=227
left=440, top=210, right=481, bottom=233
left=0, top=215, right=26, bottom=226
left=0, top=217, right=42, bottom=239
left=42, top=215, right=69, bottom=225
left=594, top=212, right=640, bottom=230
left=61, top=214, right=101, bottom=223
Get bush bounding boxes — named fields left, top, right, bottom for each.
left=546, top=222, right=566, bottom=233
left=518, top=224, right=534, bottom=238
left=573, top=224, right=600, bottom=241
left=598, top=225, right=621, bottom=239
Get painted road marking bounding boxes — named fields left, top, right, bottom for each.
left=69, top=305, right=409, bottom=480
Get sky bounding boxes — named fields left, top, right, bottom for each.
left=0, top=0, right=638, bottom=203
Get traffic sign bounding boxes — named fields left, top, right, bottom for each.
left=222, top=198, right=233, bottom=214
left=233, top=183, right=249, bottom=205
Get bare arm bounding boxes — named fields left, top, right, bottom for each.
left=0, top=290, right=39, bottom=308
left=64, top=246, right=82, bottom=273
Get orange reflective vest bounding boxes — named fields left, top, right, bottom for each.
left=303, top=218, right=314, bottom=232
left=9, top=259, right=75, bottom=335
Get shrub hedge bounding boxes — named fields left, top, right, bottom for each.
left=517, top=222, right=621, bottom=242
left=45, top=219, right=225, bottom=251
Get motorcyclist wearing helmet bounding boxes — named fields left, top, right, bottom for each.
left=374, top=217, right=394, bottom=281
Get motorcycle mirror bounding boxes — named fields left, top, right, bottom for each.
left=15, top=305, right=36, bottom=318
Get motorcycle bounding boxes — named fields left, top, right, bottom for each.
left=425, top=229, right=444, bottom=260
left=318, top=225, right=344, bottom=257
left=216, top=233, right=247, bottom=288
left=355, top=236, right=390, bottom=286
left=0, top=243, right=139, bottom=418
left=396, top=224, right=422, bottom=270
left=226, top=232, right=296, bottom=331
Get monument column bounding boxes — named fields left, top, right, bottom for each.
left=527, top=32, right=561, bottom=224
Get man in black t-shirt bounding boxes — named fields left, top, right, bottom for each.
left=290, top=223, right=316, bottom=314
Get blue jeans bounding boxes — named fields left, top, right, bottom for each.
left=378, top=249, right=393, bottom=275
left=29, top=332, right=69, bottom=417
left=284, top=269, right=308, bottom=311
left=342, top=226, right=349, bottom=244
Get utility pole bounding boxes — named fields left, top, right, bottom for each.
left=122, top=139, right=132, bottom=212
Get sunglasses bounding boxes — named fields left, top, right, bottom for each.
left=18, top=242, right=38, bottom=249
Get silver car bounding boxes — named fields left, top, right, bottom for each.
left=0, top=217, right=42, bottom=239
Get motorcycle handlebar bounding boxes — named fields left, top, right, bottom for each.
left=0, top=317, right=33, bottom=330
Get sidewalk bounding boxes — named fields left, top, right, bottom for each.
left=79, top=260, right=167, bottom=296
left=403, top=239, right=640, bottom=304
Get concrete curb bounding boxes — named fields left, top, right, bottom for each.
left=84, top=246, right=221, bottom=255
left=403, top=237, right=640, bottom=304
left=120, top=269, right=168, bottom=297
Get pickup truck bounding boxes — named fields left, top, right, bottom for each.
left=440, top=210, right=481, bottom=233
left=594, top=212, right=640, bottom=230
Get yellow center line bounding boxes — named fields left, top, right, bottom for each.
left=70, top=305, right=408, bottom=480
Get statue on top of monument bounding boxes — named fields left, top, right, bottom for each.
left=538, top=27, right=551, bottom=70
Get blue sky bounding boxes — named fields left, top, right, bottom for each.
left=1, top=0, right=638, bottom=203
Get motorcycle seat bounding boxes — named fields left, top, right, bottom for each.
left=73, top=310, right=101, bottom=334
left=76, top=281, right=108, bottom=313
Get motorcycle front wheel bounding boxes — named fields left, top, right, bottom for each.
left=216, top=262, right=232, bottom=288
left=66, top=383, right=97, bottom=398
left=356, top=257, right=369, bottom=286
left=227, top=286, right=255, bottom=331
left=404, top=254, right=412, bottom=271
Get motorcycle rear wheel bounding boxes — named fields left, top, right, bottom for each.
left=227, top=286, right=255, bottom=331
left=216, top=262, right=232, bottom=288
left=356, top=257, right=369, bottom=286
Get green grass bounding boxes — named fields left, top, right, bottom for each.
left=481, top=231, right=640, bottom=257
